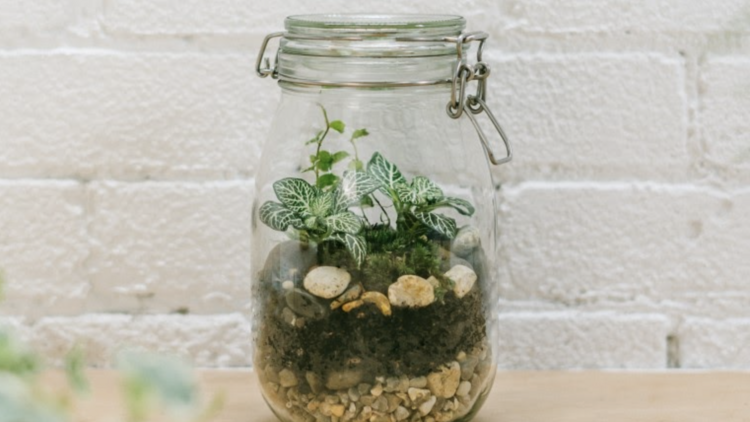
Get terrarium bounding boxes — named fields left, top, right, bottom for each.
left=252, top=14, right=512, bottom=422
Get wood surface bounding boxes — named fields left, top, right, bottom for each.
left=42, top=370, right=750, bottom=422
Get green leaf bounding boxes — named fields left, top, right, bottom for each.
left=316, top=173, right=339, bottom=190
left=328, top=233, right=367, bottom=267
left=329, top=120, right=345, bottom=134
left=273, top=178, right=316, bottom=215
left=348, top=159, right=364, bottom=171
left=259, top=201, right=301, bottom=231
left=352, top=128, right=369, bottom=140
left=360, top=195, right=374, bottom=208
left=316, top=150, right=333, bottom=171
left=309, top=191, right=334, bottom=217
left=331, top=151, right=349, bottom=164
left=336, top=170, right=380, bottom=210
left=395, top=182, right=417, bottom=204
left=443, top=197, right=475, bottom=216
left=305, top=130, right=324, bottom=145
left=304, top=215, right=319, bottom=229
left=325, top=212, right=363, bottom=234
left=411, top=176, right=444, bottom=203
left=367, top=152, right=406, bottom=192
left=414, top=211, right=457, bottom=238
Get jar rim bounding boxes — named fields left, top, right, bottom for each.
left=285, top=14, right=466, bottom=36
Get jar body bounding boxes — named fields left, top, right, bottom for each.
left=252, top=82, right=498, bottom=422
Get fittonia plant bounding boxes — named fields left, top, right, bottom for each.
left=259, top=107, right=475, bottom=267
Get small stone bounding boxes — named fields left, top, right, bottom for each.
left=395, top=406, right=410, bottom=421
left=304, top=266, right=351, bottom=299
left=358, top=383, right=372, bottom=395
left=385, top=377, right=399, bottom=393
left=409, top=377, right=427, bottom=388
left=425, top=418, right=436, bottom=422
left=279, top=369, right=298, bottom=388
left=460, top=356, right=479, bottom=381
left=444, top=265, right=477, bottom=299
left=307, top=400, right=320, bottom=412
left=397, top=375, right=410, bottom=393
left=326, top=369, right=363, bottom=390
left=281, top=307, right=296, bottom=326
left=326, top=395, right=340, bottom=404
left=451, top=226, right=480, bottom=257
left=331, top=283, right=363, bottom=310
left=348, top=387, right=360, bottom=402
left=320, top=402, right=332, bottom=416
left=456, top=381, right=471, bottom=397
left=360, top=395, right=375, bottom=406
left=426, top=362, right=461, bottom=398
left=267, top=382, right=279, bottom=393
left=294, top=317, right=306, bottom=328
left=306, top=372, right=324, bottom=394
left=371, top=415, right=390, bottom=422
left=361, top=406, right=373, bottom=418
left=407, top=388, right=431, bottom=403
left=388, top=275, right=435, bottom=308
left=281, top=280, right=295, bottom=290
left=331, top=404, right=346, bottom=417
left=426, top=276, right=440, bottom=289
left=373, top=395, right=389, bottom=412
left=419, top=396, right=437, bottom=416
left=456, top=351, right=467, bottom=362
left=386, top=394, right=402, bottom=412
left=285, top=288, right=328, bottom=320
left=371, top=383, right=384, bottom=397
left=263, top=364, right=280, bottom=383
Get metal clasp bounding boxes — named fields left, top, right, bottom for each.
left=445, top=33, right=513, bottom=166
left=256, top=32, right=285, bottom=78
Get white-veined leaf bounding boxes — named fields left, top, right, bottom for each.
left=335, top=171, right=380, bottom=211
left=309, top=191, right=334, bottom=217
left=367, top=152, right=406, bottom=192
left=414, top=211, right=457, bottom=238
left=328, top=233, right=367, bottom=267
left=443, top=197, right=475, bottom=216
left=411, top=176, right=444, bottom=203
left=273, top=178, right=316, bottom=215
left=395, top=182, right=417, bottom=203
left=325, top=212, right=362, bottom=234
left=259, top=202, right=300, bottom=231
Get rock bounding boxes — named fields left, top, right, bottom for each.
left=325, top=369, right=363, bottom=390
left=331, top=404, right=345, bottom=417
left=459, top=356, right=479, bottom=381
left=348, top=387, right=360, bottom=402
left=444, top=265, right=477, bottom=299
left=263, top=364, right=280, bottom=383
left=451, top=226, right=480, bottom=257
left=419, top=395, right=437, bottom=416
left=261, top=241, right=317, bottom=283
left=281, top=280, right=295, bottom=290
left=358, top=383, right=372, bottom=395
left=456, top=381, right=471, bottom=397
left=385, top=377, right=399, bottom=393
left=285, top=288, right=328, bottom=320
left=279, top=369, right=298, bottom=388
left=306, top=372, right=324, bottom=394
left=373, top=395, right=389, bottom=412
left=395, top=406, right=410, bottom=421
left=397, top=375, right=410, bottom=393
left=360, top=395, right=375, bottom=406
left=386, top=394, right=402, bottom=412
left=408, top=388, right=431, bottom=402
left=409, top=377, right=427, bottom=388
left=304, top=266, right=351, bottom=299
left=427, top=362, right=461, bottom=398
left=388, top=275, right=435, bottom=308
left=426, top=276, right=440, bottom=289
left=371, top=383, right=383, bottom=397
left=330, top=283, right=363, bottom=310
left=281, top=307, right=296, bottom=326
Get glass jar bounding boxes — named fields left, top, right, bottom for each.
left=252, top=14, right=512, bottom=422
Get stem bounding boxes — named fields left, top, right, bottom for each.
left=314, top=107, right=331, bottom=183
left=372, top=195, right=391, bottom=226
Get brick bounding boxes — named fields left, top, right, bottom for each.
left=498, top=0, right=750, bottom=34
left=679, top=318, right=750, bottom=368
left=86, top=181, right=253, bottom=314
left=497, top=311, right=669, bottom=369
left=700, top=58, right=750, bottom=185
left=0, top=53, right=266, bottom=180
left=0, top=181, right=88, bottom=317
left=32, top=314, right=252, bottom=367
left=488, top=54, right=687, bottom=182
left=0, top=0, right=67, bottom=35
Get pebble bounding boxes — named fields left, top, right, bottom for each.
left=451, top=226, right=481, bottom=257
left=388, top=275, right=435, bottom=308
left=358, top=383, right=372, bottom=395
left=261, top=241, right=317, bottom=283
left=456, top=381, right=471, bottom=397
left=348, top=387, right=360, bottom=402
left=373, top=395, right=389, bottom=412
left=395, top=406, right=410, bottom=421
left=281, top=307, right=296, bottom=326
left=285, top=288, right=328, bottom=320
left=444, top=265, right=477, bottom=299
left=306, top=372, right=324, bottom=394
left=263, top=364, right=280, bottom=384
left=409, top=377, right=427, bottom=388
left=325, top=369, right=363, bottom=390
left=304, top=266, right=351, bottom=299
left=385, top=377, right=399, bottom=393
left=331, top=404, right=345, bottom=417
left=426, top=362, right=461, bottom=398
left=281, top=280, right=295, bottom=290
left=279, top=369, right=298, bottom=388
left=407, top=388, right=431, bottom=402
left=460, top=356, right=479, bottom=381
left=419, top=396, right=437, bottom=416
left=371, top=383, right=384, bottom=397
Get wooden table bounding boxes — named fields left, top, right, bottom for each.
left=46, top=370, right=750, bottom=422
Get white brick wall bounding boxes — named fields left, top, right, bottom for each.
left=0, top=0, right=749, bottom=369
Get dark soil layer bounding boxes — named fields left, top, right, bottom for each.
left=254, top=241, right=490, bottom=383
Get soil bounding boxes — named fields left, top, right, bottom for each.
left=253, top=241, right=490, bottom=386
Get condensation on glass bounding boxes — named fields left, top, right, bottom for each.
left=252, top=14, right=512, bottom=422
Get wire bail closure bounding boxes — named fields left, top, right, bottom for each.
left=255, top=29, right=512, bottom=166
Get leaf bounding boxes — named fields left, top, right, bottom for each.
left=367, top=152, right=406, bottom=192
left=304, top=215, right=319, bottom=229
left=443, top=197, right=475, bottom=216
left=336, top=170, right=380, bottom=210
left=331, top=151, right=349, bottom=164
left=316, top=173, right=339, bottom=190
left=329, top=120, right=345, bottom=134
left=316, top=150, right=333, bottom=171
left=411, top=176, right=444, bottom=203
left=305, top=130, right=324, bottom=145
left=414, top=211, right=458, bottom=238
left=352, top=128, right=369, bottom=140
left=325, top=212, right=363, bottom=234
left=348, top=159, right=364, bottom=171
left=273, top=178, right=316, bottom=215
left=328, top=233, right=367, bottom=267
left=309, top=191, right=334, bottom=217
left=395, top=182, right=417, bottom=204
left=259, top=201, right=300, bottom=231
